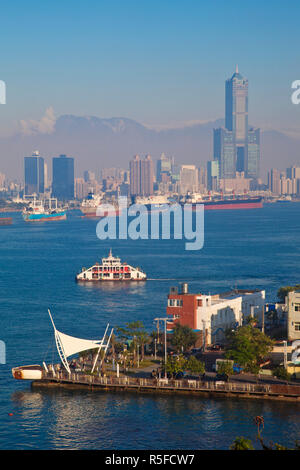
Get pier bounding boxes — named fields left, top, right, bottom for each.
left=32, top=370, right=300, bottom=402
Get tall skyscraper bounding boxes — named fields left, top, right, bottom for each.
left=129, top=154, right=154, bottom=197
left=214, top=66, right=260, bottom=180
left=156, top=153, right=173, bottom=182
left=52, top=154, right=74, bottom=200
left=24, top=150, right=44, bottom=195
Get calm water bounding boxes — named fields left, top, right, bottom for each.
left=0, top=203, right=300, bottom=449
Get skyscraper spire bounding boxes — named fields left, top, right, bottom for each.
left=235, top=64, right=239, bottom=74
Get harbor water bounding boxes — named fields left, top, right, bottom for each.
left=0, top=203, right=300, bottom=449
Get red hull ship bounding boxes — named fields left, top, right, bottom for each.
left=183, top=196, right=263, bottom=211
left=0, top=217, right=12, bottom=225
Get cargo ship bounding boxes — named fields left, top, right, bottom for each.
left=0, top=217, right=12, bottom=226
left=23, top=198, right=66, bottom=222
left=181, top=194, right=263, bottom=211
left=80, top=193, right=121, bottom=218
left=76, top=249, right=147, bottom=282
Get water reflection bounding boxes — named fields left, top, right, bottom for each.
left=7, top=387, right=300, bottom=449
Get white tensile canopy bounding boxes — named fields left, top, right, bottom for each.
left=48, top=310, right=113, bottom=374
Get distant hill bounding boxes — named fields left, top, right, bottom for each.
left=0, top=114, right=299, bottom=180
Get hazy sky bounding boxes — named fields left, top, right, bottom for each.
left=1, top=0, right=300, bottom=136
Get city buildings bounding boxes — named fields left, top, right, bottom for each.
left=24, top=151, right=45, bottom=196
left=219, top=171, right=251, bottom=193
left=268, top=166, right=300, bottom=196
left=287, top=290, right=300, bottom=341
left=129, top=154, right=154, bottom=197
left=52, top=154, right=74, bottom=200
left=166, top=283, right=265, bottom=345
left=213, top=66, right=260, bottom=182
left=179, top=165, right=199, bottom=194
left=207, top=160, right=219, bottom=191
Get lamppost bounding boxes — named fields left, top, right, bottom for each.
left=154, top=317, right=169, bottom=378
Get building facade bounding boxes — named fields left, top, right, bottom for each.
left=24, top=151, right=45, bottom=196
left=52, top=154, right=74, bottom=200
left=287, top=291, right=300, bottom=341
left=214, top=66, right=260, bottom=182
left=129, top=154, right=154, bottom=197
left=166, top=283, right=265, bottom=344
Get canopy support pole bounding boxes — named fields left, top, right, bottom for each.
left=91, top=323, right=109, bottom=373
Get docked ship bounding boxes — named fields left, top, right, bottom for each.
left=80, top=193, right=121, bottom=218
left=23, top=198, right=67, bottom=222
left=181, top=193, right=263, bottom=211
left=76, top=249, right=147, bottom=282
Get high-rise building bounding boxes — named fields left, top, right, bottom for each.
left=24, top=151, right=45, bottom=195
left=156, top=153, right=173, bottom=182
left=52, top=154, right=74, bottom=200
left=268, top=168, right=281, bottom=195
left=207, top=160, right=219, bottom=191
left=129, top=154, right=154, bottom=196
left=180, top=165, right=199, bottom=194
left=214, top=66, right=260, bottom=181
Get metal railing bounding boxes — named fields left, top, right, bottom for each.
left=42, top=369, right=281, bottom=395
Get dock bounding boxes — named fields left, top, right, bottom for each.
left=32, top=370, right=300, bottom=402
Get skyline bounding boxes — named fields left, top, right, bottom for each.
left=0, top=1, right=300, bottom=138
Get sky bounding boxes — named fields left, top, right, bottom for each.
left=0, top=0, right=300, bottom=136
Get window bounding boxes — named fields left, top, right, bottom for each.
left=295, top=322, right=300, bottom=331
left=294, top=304, right=300, bottom=312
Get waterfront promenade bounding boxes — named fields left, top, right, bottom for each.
left=32, top=369, right=300, bottom=402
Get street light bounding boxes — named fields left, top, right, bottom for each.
left=154, top=317, right=169, bottom=378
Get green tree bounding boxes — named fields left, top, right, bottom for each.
left=170, top=324, right=197, bottom=353
left=273, top=365, right=290, bottom=381
left=217, top=360, right=234, bottom=378
left=186, top=356, right=205, bottom=377
left=116, top=321, right=150, bottom=366
left=225, top=324, right=274, bottom=373
left=165, top=354, right=187, bottom=378
left=277, top=285, right=300, bottom=303
left=229, top=437, right=254, bottom=450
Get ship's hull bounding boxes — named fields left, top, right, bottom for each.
left=184, top=197, right=263, bottom=211
left=81, top=208, right=121, bottom=218
left=12, top=365, right=43, bottom=380
left=0, top=217, right=12, bottom=226
left=76, top=277, right=147, bottom=282
left=23, top=211, right=67, bottom=222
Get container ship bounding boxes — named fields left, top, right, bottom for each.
left=80, top=193, right=121, bottom=218
left=181, top=194, right=263, bottom=211
left=76, top=249, right=147, bottom=282
left=23, top=198, right=66, bottom=222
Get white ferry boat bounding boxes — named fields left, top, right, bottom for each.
left=76, top=250, right=147, bottom=282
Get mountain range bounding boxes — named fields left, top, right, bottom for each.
left=1, top=114, right=300, bottom=180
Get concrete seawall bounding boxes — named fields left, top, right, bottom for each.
left=31, top=372, right=300, bottom=402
